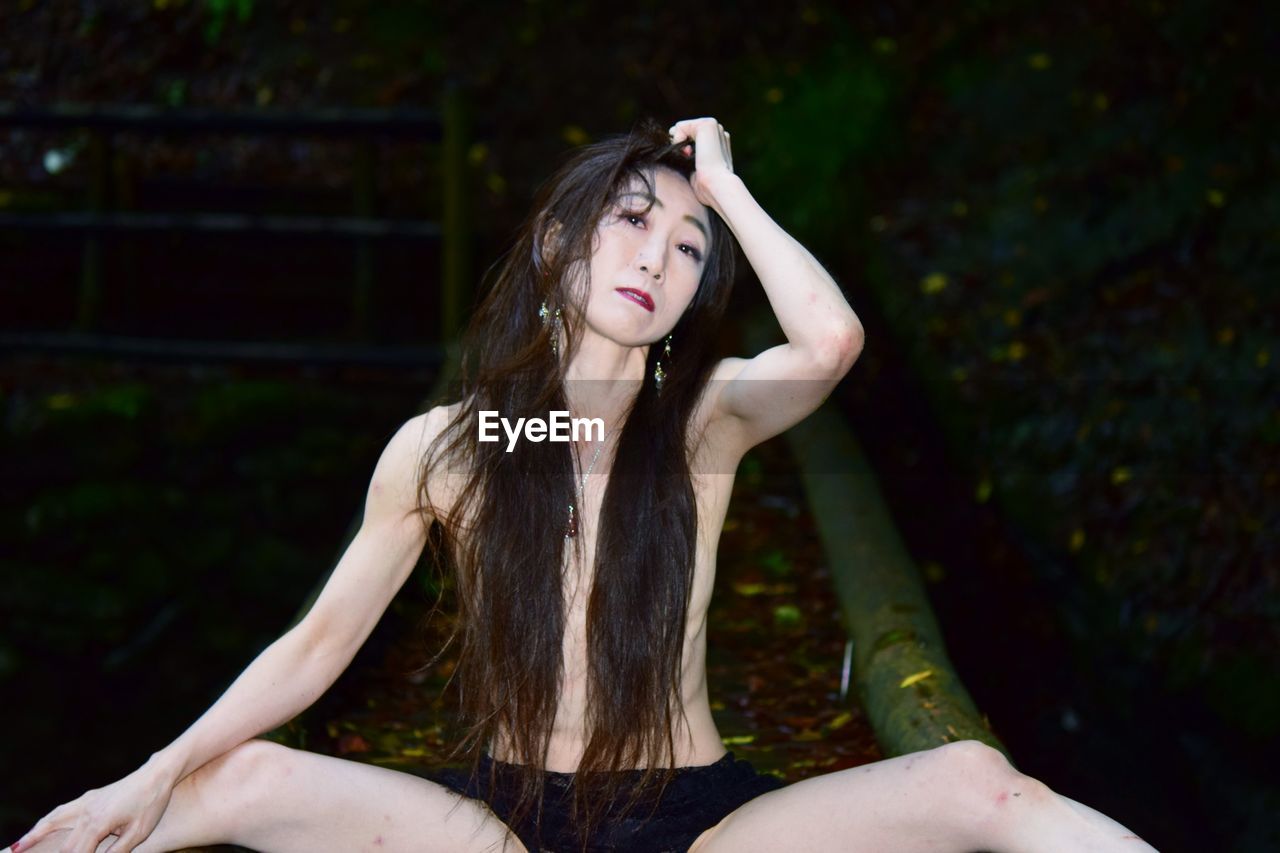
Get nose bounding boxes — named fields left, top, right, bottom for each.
left=636, top=243, right=665, bottom=281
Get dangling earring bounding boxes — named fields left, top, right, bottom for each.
left=653, top=333, right=673, bottom=394
left=539, top=299, right=562, bottom=357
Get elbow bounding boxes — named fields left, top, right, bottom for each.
left=292, top=614, right=346, bottom=664
left=816, top=321, right=865, bottom=376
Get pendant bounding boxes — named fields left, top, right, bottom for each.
left=565, top=503, right=577, bottom=538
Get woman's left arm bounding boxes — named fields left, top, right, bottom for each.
left=671, top=118, right=865, bottom=449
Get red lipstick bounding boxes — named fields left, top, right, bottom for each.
left=615, top=288, right=654, bottom=312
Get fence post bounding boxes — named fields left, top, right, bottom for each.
left=114, top=144, right=140, bottom=320
left=77, top=129, right=110, bottom=332
left=351, top=138, right=376, bottom=340
left=440, top=82, right=471, bottom=341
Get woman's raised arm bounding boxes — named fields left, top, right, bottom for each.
left=14, top=409, right=441, bottom=853
left=671, top=118, right=865, bottom=454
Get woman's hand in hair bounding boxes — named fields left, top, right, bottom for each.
left=668, top=117, right=737, bottom=211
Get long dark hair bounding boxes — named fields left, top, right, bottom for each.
left=413, top=117, right=737, bottom=848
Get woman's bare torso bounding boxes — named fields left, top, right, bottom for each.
left=427, top=378, right=741, bottom=772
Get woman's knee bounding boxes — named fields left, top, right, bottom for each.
left=210, top=737, right=282, bottom=773
left=928, top=742, right=1024, bottom=799
left=190, top=739, right=305, bottom=840
left=932, top=739, right=1014, bottom=778
left=931, top=740, right=1054, bottom=832
left=189, top=738, right=294, bottom=804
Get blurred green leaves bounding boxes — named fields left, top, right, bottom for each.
left=737, top=38, right=893, bottom=250
left=862, top=0, right=1278, bottom=694
left=202, top=0, right=254, bottom=46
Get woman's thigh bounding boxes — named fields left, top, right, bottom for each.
left=141, top=739, right=526, bottom=853
left=690, top=740, right=1026, bottom=853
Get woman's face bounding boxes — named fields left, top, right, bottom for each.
left=578, top=166, right=712, bottom=348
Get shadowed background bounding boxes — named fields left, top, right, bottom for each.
left=1, top=2, right=1276, bottom=851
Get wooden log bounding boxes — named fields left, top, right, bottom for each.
left=743, top=310, right=1009, bottom=760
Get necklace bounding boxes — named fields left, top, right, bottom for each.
left=566, top=433, right=608, bottom=539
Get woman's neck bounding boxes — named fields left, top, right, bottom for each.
left=564, top=327, right=650, bottom=384
left=563, top=334, right=648, bottom=427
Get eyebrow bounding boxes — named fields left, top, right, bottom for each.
left=618, top=192, right=709, bottom=242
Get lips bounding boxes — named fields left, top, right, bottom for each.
left=615, top=288, right=655, bottom=312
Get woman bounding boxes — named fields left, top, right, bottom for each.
left=14, top=117, right=1158, bottom=853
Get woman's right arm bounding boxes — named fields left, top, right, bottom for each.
left=147, top=408, right=441, bottom=786
left=15, top=409, right=445, bottom=852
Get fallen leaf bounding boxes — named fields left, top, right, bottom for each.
left=827, top=711, right=854, bottom=730
left=899, top=669, right=934, bottom=688
left=336, top=733, right=371, bottom=754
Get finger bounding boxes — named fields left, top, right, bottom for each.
left=696, top=118, right=720, bottom=144
left=668, top=122, right=694, bottom=145
left=100, top=828, right=134, bottom=853
left=673, top=122, right=717, bottom=158
left=14, top=809, right=68, bottom=850
left=90, top=830, right=125, bottom=853
left=63, top=819, right=114, bottom=853
left=668, top=117, right=717, bottom=143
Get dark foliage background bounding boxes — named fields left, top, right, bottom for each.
left=2, top=1, right=1276, bottom=850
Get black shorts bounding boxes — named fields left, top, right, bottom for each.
left=426, top=751, right=787, bottom=853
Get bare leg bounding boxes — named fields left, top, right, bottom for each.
left=690, top=740, right=1159, bottom=853
left=23, top=740, right=525, bottom=853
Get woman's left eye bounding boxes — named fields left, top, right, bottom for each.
left=621, top=211, right=702, bottom=261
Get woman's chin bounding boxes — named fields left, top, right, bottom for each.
left=584, top=316, right=663, bottom=348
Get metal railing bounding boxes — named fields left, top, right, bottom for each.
left=0, top=85, right=477, bottom=351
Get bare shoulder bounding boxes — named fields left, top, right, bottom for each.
left=692, top=357, right=750, bottom=424
left=415, top=402, right=457, bottom=448
left=713, top=356, right=751, bottom=380
left=689, top=357, right=754, bottom=469
left=393, top=403, right=460, bottom=457
left=367, top=405, right=455, bottom=525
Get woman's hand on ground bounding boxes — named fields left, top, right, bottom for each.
left=13, top=760, right=176, bottom=853
left=668, top=117, right=736, bottom=210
